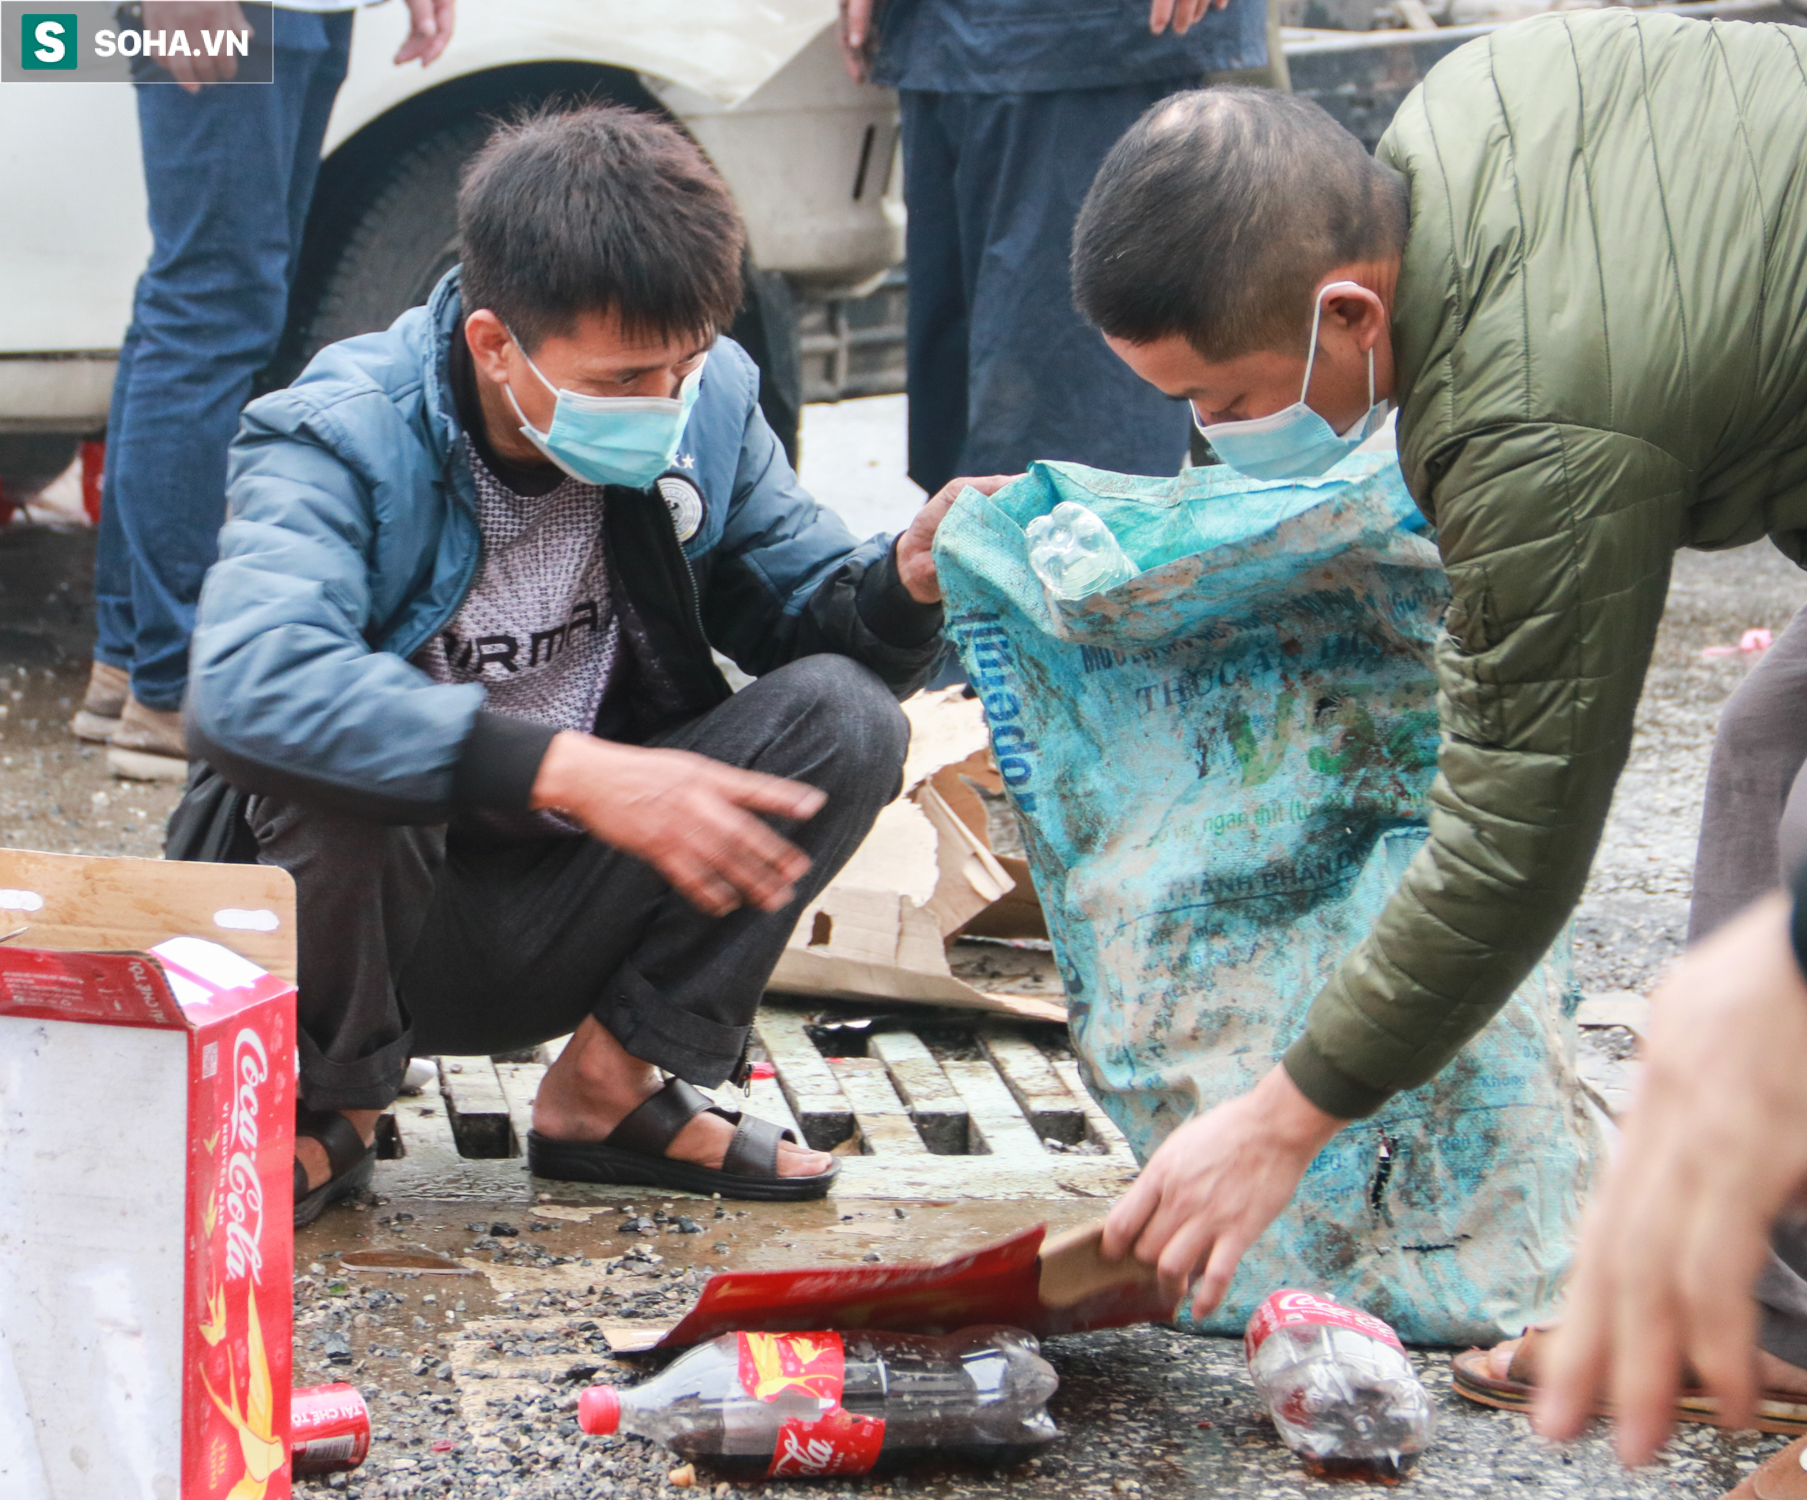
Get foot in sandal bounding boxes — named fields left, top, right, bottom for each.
left=1723, top=1434, right=1807, bottom=1498
left=294, top=1107, right=380, bottom=1228
left=1453, top=1328, right=1807, bottom=1435
left=528, top=1014, right=836, bottom=1200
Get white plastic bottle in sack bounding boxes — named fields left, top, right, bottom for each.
left=1245, top=1290, right=1435, bottom=1479
left=577, top=1326, right=1058, bottom=1478
left=1024, top=501, right=1139, bottom=598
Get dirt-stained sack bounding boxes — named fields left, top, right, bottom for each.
left=933, top=452, right=1600, bottom=1344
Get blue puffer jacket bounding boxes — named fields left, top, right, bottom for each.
left=188, top=270, right=942, bottom=822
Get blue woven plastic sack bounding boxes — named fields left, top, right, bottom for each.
left=934, top=452, right=1601, bottom=1345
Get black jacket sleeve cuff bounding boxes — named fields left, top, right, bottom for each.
left=451, top=710, right=558, bottom=812
left=856, top=538, right=945, bottom=649
left=1282, top=1031, right=1392, bottom=1121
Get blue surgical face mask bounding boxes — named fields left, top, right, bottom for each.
left=503, top=333, right=705, bottom=489
left=1193, top=281, right=1388, bottom=482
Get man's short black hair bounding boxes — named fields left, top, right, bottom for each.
left=458, top=103, right=746, bottom=351
left=1072, top=89, right=1408, bottom=360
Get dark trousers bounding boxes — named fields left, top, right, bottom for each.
left=898, top=82, right=1194, bottom=496
left=1687, top=606, right=1807, bottom=1365
left=93, top=9, right=353, bottom=710
left=252, top=657, right=910, bottom=1113
left=1689, top=607, right=1807, bottom=941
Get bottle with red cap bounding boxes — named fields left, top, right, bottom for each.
left=579, top=1326, right=1058, bottom=1478
left=1244, top=1290, right=1435, bottom=1479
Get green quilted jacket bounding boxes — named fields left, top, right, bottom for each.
left=1284, top=9, right=1807, bottom=1118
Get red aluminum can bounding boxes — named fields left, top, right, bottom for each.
left=291, top=1382, right=372, bottom=1476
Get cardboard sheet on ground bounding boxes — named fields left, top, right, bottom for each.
left=768, top=687, right=1060, bottom=1021
left=601, top=1220, right=1174, bottom=1354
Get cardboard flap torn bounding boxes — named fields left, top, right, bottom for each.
left=769, top=689, right=1058, bottom=1020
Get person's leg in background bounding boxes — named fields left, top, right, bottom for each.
left=103, top=8, right=353, bottom=780
left=1687, top=608, right=1807, bottom=941
left=898, top=89, right=972, bottom=497
left=951, top=82, right=1195, bottom=480
left=1669, top=609, right=1807, bottom=1426
left=71, top=323, right=143, bottom=742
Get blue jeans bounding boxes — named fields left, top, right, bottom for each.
left=897, top=82, right=1194, bottom=495
left=93, top=8, right=352, bottom=710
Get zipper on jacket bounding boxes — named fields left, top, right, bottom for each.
left=669, top=511, right=709, bottom=653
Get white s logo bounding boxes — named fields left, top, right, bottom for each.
left=33, top=20, right=67, bottom=64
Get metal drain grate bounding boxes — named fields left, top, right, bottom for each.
left=400, top=999, right=1138, bottom=1203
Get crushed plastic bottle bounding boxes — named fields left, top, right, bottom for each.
left=1245, top=1290, right=1434, bottom=1480
left=1025, top=500, right=1139, bottom=599
left=578, top=1326, right=1059, bottom=1478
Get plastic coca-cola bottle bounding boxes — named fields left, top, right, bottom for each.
left=1244, top=1290, right=1434, bottom=1479
left=578, top=1326, right=1058, bottom=1478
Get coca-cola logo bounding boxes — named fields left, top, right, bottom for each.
left=223, top=1028, right=267, bottom=1282
left=766, top=1408, right=885, bottom=1478
left=774, top=1429, right=840, bottom=1474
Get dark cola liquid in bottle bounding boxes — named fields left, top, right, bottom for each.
left=1244, top=1291, right=1434, bottom=1481
left=578, top=1326, right=1059, bottom=1478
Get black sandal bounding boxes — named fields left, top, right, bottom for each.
left=526, top=1078, right=838, bottom=1202
left=294, top=1107, right=378, bottom=1229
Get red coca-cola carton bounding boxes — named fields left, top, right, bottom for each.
left=0, top=849, right=298, bottom=1500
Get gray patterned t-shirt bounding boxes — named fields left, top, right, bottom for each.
left=413, top=446, right=620, bottom=836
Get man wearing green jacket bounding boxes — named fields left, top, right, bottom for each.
left=1069, top=9, right=1807, bottom=1324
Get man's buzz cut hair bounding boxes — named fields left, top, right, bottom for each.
left=457, top=102, right=746, bottom=352
left=1071, top=88, right=1409, bottom=360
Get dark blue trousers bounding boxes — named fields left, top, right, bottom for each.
left=898, top=82, right=1194, bottom=495
left=93, top=9, right=352, bottom=710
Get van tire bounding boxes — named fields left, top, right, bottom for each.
left=293, top=116, right=491, bottom=365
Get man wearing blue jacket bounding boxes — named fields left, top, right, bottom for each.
left=185, top=106, right=985, bottom=1224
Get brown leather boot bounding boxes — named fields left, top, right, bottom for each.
left=1722, top=1436, right=1807, bottom=1498
left=107, top=693, right=187, bottom=782
left=69, top=660, right=128, bottom=742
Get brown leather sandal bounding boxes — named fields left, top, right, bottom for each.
left=1722, top=1435, right=1807, bottom=1498
left=526, top=1077, right=837, bottom=1202
left=293, top=1108, right=377, bottom=1229
left=1452, top=1328, right=1807, bottom=1436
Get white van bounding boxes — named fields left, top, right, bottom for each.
left=0, top=0, right=903, bottom=496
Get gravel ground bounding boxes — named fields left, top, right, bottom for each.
left=7, top=484, right=1807, bottom=1498
left=286, top=1246, right=1789, bottom=1500
left=0, top=521, right=181, bottom=855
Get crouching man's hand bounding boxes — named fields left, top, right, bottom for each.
left=896, top=475, right=1018, bottom=604
left=1103, top=1064, right=1347, bottom=1317
left=531, top=731, right=825, bottom=917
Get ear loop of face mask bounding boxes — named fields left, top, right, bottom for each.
left=499, top=327, right=548, bottom=432
left=1296, top=281, right=1376, bottom=437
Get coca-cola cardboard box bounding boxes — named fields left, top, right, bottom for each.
left=0, top=850, right=297, bottom=1500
